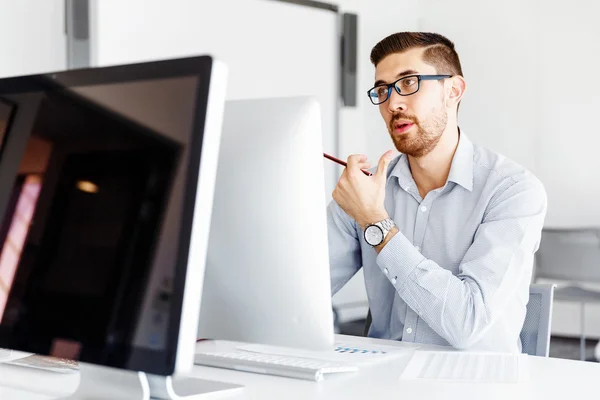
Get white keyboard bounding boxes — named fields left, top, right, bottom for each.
left=195, top=350, right=358, bottom=381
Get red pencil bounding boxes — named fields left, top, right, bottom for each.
left=323, top=153, right=372, bottom=176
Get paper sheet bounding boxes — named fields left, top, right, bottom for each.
left=400, top=351, right=529, bottom=383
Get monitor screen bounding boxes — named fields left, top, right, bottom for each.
left=0, top=58, right=216, bottom=375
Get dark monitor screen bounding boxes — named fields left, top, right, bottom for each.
left=0, top=57, right=218, bottom=375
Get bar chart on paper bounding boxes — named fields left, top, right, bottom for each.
left=333, top=342, right=412, bottom=355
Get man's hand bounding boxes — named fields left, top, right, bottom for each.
left=332, top=150, right=394, bottom=230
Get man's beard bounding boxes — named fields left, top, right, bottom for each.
left=388, top=108, right=448, bottom=158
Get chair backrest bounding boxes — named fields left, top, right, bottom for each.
left=536, top=228, right=600, bottom=282
left=520, top=283, right=556, bottom=356
left=363, top=283, right=556, bottom=356
left=363, top=309, right=372, bottom=337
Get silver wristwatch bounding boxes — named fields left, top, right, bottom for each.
left=364, top=218, right=396, bottom=247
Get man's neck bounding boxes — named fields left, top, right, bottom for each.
left=408, top=125, right=460, bottom=199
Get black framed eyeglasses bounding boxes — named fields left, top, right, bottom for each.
left=367, top=74, right=452, bottom=105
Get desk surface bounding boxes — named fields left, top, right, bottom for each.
left=1, top=334, right=599, bottom=400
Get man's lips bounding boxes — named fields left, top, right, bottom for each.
left=393, top=120, right=415, bottom=134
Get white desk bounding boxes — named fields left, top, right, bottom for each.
left=1, top=334, right=599, bottom=400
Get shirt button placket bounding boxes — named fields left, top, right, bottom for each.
left=414, top=202, right=428, bottom=252
left=403, top=311, right=418, bottom=341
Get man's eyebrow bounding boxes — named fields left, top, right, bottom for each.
left=373, top=69, right=419, bottom=87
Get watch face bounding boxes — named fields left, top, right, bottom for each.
left=365, top=225, right=384, bottom=245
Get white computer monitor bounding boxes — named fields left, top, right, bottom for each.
left=0, top=56, right=243, bottom=399
left=197, top=97, right=335, bottom=352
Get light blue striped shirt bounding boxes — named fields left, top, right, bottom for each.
left=328, top=133, right=547, bottom=352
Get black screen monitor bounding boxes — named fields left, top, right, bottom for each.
left=0, top=56, right=241, bottom=399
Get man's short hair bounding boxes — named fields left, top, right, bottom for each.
left=370, top=32, right=463, bottom=78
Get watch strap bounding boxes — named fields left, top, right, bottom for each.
left=378, top=218, right=395, bottom=231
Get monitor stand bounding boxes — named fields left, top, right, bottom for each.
left=58, top=362, right=243, bottom=400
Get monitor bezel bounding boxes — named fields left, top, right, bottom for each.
left=0, top=55, right=216, bottom=376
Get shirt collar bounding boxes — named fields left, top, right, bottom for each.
left=447, top=131, right=474, bottom=191
left=388, top=153, right=413, bottom=189
left=388, top=129, right=474, bottom=192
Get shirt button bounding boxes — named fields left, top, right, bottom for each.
left=383, top=268, right=388, bottom=275
left=406, top=327, right=413, bottom=334
left=421, top=205, right=427, bottom=212
left=391, top=277, right=397, bottom=284
left=415, top=245, right=420, bottom=251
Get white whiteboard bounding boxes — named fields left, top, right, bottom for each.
left=88, top=0, right=342, bottom=198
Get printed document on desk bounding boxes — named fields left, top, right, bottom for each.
left=400, top=351, right=530, bottom=383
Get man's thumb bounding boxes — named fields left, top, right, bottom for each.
left=376, top=150, right=394, bottom=179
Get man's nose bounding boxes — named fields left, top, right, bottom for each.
left=387, top=89, right=407, bottom=113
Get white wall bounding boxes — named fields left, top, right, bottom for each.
left=535, top=0, right=600, bottom=228
left=532, top=1, right=600, bottom=335
left=0, top=0, right=66, bottom=78
left=418, top=0, right=600, bottom=230
left=417, top=0, right=539, bottom=174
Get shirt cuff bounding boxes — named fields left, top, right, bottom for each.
left=376, top=231, right=425, bottom=289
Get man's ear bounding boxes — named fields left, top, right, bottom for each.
left=446, top=75, right=466, bottom=109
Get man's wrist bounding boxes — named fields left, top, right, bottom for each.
left=375, top=226, right=398, bottom=254
left=358, top=211, right=390, bottom=231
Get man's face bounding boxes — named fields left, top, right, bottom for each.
left=374, top=48, right=449, bottom=158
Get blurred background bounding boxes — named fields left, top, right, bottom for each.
left=1, top=0, right=598, bottom=362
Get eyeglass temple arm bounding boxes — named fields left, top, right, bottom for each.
left=420, top=75, right=453, bottom=80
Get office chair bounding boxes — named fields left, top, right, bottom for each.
left=534, top=227, right=600, bottom=360
left=520, top=283, right=556, bottom=356
left=363, top=283, right=556, bottom=357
